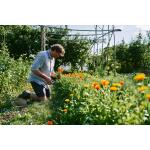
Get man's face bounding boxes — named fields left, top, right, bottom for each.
left=52, top=50, right=62, bottom=59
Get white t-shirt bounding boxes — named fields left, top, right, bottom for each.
left=28, top=50, right=55, bottom=88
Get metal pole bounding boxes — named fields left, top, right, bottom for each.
left=107, top=25, right=110, bottom=63
left=101, top=25, right=104, bottom=54
left=95, top=25, right=98, bottom=54
left=94, top=25, right=98, bottom=70
left=96, top=25, right=99, bottom=55
left=101, top=25, right=104, bottom=70
left=113, top=25, right=116, bottom=76
left=65, top=25, right=68, bottom=29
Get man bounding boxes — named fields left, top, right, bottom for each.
left=16, top=44, right=65, bottom=105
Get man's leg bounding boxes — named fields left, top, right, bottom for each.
left=30, top=82, right=48, bottom=101
left=46, top=88, right=51, bottom=99
left=18, top=90, right=31, bottom=99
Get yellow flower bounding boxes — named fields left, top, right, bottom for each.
left=84, top=84, right=89, bottom=88
left=145, top=94, right=150, bottom=101
left=112, top=83, right=121, bottom=87
left=137, top=86, right=148, bottom=93
left=70, top=94, right=74, bottom=97
left=110, top=86, right=118, bottom=91
left=65, top=99, right=70, bottom=102
left=134, top=73, right=145, bottom=81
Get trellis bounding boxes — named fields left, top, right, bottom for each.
left=40, top=25, right=121, bottom=75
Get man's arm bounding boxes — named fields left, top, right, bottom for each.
left=32, top=70, right=52, bottom=85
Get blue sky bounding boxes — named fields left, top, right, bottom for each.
left=66, top=25, right=150, bottom=53
left=115, top=25, right=150, bottom=44
left=68, top=25, right=150, bottom=44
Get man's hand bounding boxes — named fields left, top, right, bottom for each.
left=50, top=72, right=61, bottom=80
left=50, top=72, right=57, bottom=79
left=32, top=70, right=52, bottom=85
left=45, top=76, right=52, bottom=85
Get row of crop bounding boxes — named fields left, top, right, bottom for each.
left=50, top=73, right=150, bottom=125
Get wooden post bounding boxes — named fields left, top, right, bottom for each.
left=41, top=25, right=46, bottom=50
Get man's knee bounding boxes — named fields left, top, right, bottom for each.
left=30, top=93, right=47, bottom=102
left=37, top=96, right=47, bottom=101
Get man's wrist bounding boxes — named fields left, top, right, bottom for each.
left=32, top=70, right=50, bottom=81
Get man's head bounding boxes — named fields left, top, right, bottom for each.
left=50, top=44, right=65, bottom=59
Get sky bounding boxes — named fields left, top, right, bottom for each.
left=65, top=25, right=150, bottom=53
left=68, top=25, right=150, bottom=44
left=115, top=25, right=150, bottom=43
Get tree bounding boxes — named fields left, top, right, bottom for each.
left=0, top=25, right=41, bottom=58
left=115, top=33, right=149, bottom=73
left=115, top=39, right=129, bottom=73
left=0, top=25, right=92, bottom=72
left=127, top=33, right=146, bottom=72
left=62, top=36, right=91, bottom=71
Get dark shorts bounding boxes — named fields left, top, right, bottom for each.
left=30, top=81, right=50, bottom=98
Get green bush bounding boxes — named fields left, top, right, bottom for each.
left=51, top=73, right=150, bottom=125
left=0, top=47, right=31, bottom=109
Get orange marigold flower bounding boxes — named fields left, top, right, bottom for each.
left=101, top=80, right=110, bottom=87
left=63, top=109, right=68, bottom=113
left=80, top=77, right=83, bottom=80
left=92, top=82, right=99, bottom=87
left=120, top=80, right=124, bottom=86
left=48, top=120, right=53, bottom=125
left=95, top=84, right=100, bottom=90
left=134, top=73, right=145, bottom=81
left=145, top=94, right=150, bottom=101
left=57, top=67, right=64, bottom=73
left=110, top=86, right=118, bottom=91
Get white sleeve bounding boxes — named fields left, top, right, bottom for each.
left=31, top=52, right=45, bottom=70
